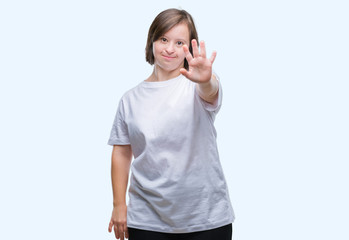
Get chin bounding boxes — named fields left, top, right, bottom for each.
left=157, top=62, right=184, bottom=73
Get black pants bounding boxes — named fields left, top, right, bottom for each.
left=128, top=223, right=232, bottom=240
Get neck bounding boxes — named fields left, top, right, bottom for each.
left=147, top=65, right=182, bottom=82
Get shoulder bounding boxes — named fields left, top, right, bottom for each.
left=119, top=81, right=144, bottom=102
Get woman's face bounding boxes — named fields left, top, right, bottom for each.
left=152, top=23, right=190, bottom=73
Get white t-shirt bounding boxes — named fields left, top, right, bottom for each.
left=108, top=74, right=235, bottom=233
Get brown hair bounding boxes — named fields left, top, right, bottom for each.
left=145, top=8, right=198, bottom=70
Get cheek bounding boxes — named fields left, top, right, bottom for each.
left=152, top=43, right=157, bottom=55
left=178, top=48, right=186, bottom=59
left=153, top=42, right=161, bottom=55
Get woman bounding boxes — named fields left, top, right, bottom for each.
left=107, top=8, right=235, bottom=240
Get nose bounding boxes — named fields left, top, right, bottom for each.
left=165, top=42, right=175, bottom=54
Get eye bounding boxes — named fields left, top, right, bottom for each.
left=176, top=41, right=183, bottom=46
left=160, top=37, right=167, bottom=43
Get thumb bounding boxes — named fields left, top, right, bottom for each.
left=108, top=220, right=113, bottom=232
left=180, top=68, right=190, bottom=78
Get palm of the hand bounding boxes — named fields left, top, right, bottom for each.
left=180, top=39, right=216, bottom=83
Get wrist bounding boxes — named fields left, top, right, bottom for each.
left=198, top=75, right=218, bottom=91
left=198, top=79, right=211, bottom=87
left=113, top=201, right=126, bottom=208
left=196, top=75, right=219, bottom=102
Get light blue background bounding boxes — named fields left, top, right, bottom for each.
left=0, top=0, right=348, bottom=239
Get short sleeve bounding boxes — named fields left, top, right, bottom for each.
left=107, top=99, right=130, bottom=145
left=197, top=73, right=223, bottom=115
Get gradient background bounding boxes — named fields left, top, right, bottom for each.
left=0, top=0, right=348, bottom=239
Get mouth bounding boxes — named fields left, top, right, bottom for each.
left=162, top=55, right=176, bottom=60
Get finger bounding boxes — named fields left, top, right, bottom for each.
left=113, top=224, right=119, bottom=239
left=200, top=41, right=206, bottom=59
left=125, top=227, right=129, bottom=239
left=210, top=51, right=217, bottom=64
left=108, top=220, right=113, bottom=232
left=183, top=45, right=193, bottom=62
left=180, top=68, right=191, bottom=79
left=119, top=224, right=125, bottom=240
left=192, top=39, right=199, bottom=58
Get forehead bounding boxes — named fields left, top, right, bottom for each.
left=163, top=23, right=190, bottom=40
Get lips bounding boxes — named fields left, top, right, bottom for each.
left=162, top=55, right=176, bottom=59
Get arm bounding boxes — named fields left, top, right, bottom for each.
left=108, top=145, right=132, bottom=240
left=195, top=74, right=219, bottom=105
left=111, top=145, right=132, bottom=207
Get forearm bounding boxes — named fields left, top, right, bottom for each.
left=196, top=74, right=219, bottom=104
left=111, top=145, right=132, bottom=207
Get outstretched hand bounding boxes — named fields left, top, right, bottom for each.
left=180, top=39, right=216, bottom=84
